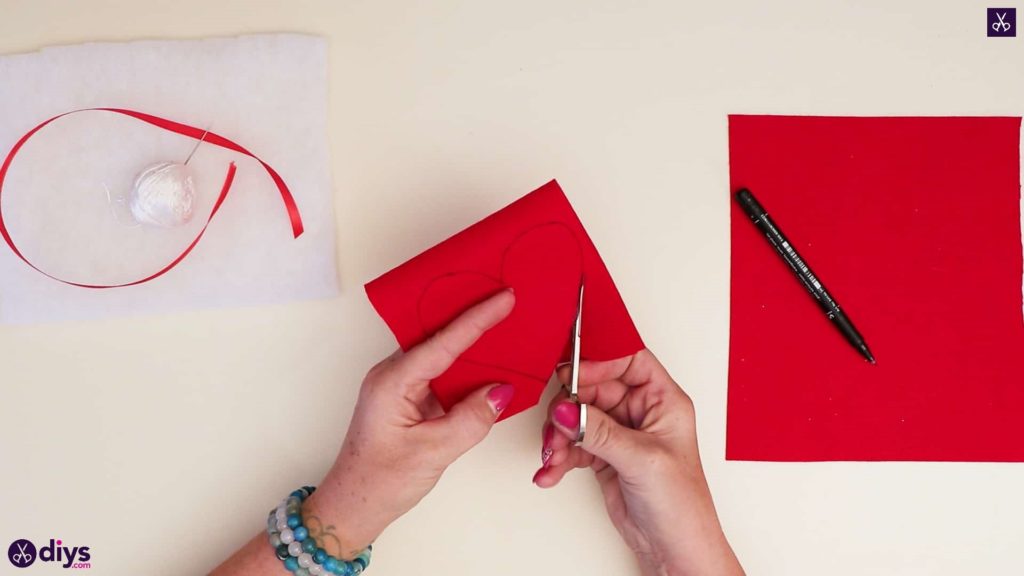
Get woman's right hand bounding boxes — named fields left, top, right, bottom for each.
left=534, top=350, right=744, bottom=576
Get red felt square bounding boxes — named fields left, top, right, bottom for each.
left=727, top=115, right=1024, bottom=461
left=365, top=180, right=643, bottom=420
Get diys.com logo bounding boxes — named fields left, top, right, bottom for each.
left=7, top=538, right=91, bottom=569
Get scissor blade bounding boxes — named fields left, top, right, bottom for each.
left=569, top=284, right=584, bottom=399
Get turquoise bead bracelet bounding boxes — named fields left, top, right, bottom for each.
left=266, top=486, right=373, bottom=576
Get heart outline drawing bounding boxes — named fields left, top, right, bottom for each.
left=416, top=221, right=584, bottom=417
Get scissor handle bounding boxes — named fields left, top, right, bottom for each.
left=574, top=403, right=588, bottom=445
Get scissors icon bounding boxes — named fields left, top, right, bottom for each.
left=12, top=542, right=34, bottom=565
left=993, top=12, right=1012, bottom=32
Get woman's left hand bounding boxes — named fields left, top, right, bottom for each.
left=303, top=288, right=517, bottom=559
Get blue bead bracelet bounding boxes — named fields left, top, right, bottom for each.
left=266, top=486, right=373, bottom=575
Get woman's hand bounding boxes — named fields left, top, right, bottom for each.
left=304, top=288, right=517, bottom=559
left=212, top=289, right=518, bottom=575
left=534, top=349, right=743, bottom=576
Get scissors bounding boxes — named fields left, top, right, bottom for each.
left=12, top=542, right=33, bottom=565
left=993, top=12, right=1012, bottom=32
left=567, top=283, right=587, bottom=445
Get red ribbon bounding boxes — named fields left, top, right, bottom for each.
left=0, top=107, right=304, bottom=289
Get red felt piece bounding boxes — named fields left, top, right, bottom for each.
left=727, top=115, right=1024, bottom=462
left=365, top=180, right=644, bottom=420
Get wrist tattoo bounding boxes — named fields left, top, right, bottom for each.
left=304, top=515, right=365, bottom=560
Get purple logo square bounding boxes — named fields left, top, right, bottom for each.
left=988, top=8, right=1016, bottom=37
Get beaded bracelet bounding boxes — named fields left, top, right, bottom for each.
left=266, top=486, right=373, bottom=576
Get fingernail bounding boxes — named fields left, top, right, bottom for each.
left=541, top=424, right=554, bottom=467
left=553, top=401, right=580, bottom=430
left=487, top=384, right=515, bottom=414
left=532, top=468, right=545, bottom=486
left=505, top=286, right=515, bottom=294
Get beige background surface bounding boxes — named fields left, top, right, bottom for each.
left=1, top=1, right=1022, bottom=575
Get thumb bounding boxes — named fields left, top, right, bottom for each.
left=551, top=400, right=644, bottom=472
left=431, top=383, right=516, bottom=460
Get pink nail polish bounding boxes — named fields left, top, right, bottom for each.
left=532, top=468, right=545, bottom=486
left=553, top=401, right=580, bottom=430
left=541, top=425, right=554, bottom=467
left=487, top=384, right=515, bottom=414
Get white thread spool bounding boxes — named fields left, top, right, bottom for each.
left=128, top=161, right=196, bottom=228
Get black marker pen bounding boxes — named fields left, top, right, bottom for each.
left=735, top=188, right=875, bottom=364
